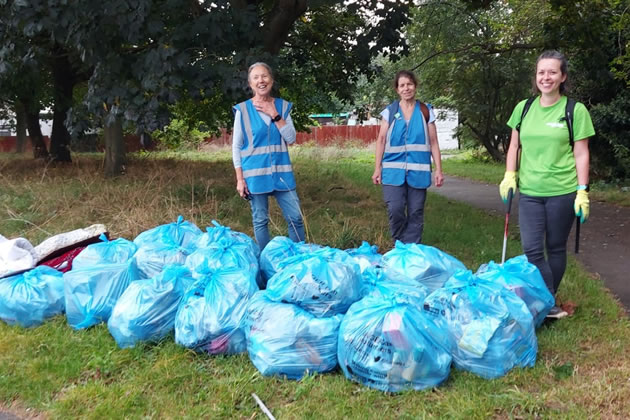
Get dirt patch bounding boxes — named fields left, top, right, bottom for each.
left=0, top=401, right=45, bottom=420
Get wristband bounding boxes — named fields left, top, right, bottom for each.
left=272, top=114, right=282, bottom=122
left=577, top=184, right=589, bottom=192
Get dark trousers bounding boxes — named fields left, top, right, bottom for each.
left=518, top=192, right=576, bottom=295
left=383, top=183, right=427, bottom=244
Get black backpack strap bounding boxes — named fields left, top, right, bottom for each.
left=516, top=97, right=536, bottom=132
left=564, top=98, right=577, bottom=148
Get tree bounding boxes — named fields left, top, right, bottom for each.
left=399, top=0, right=547, bottom=160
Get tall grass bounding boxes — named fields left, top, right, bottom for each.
left=1, top=147, right=629, bottom=418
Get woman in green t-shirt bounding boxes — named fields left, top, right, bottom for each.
left=500, top=50, right=595, bottom=319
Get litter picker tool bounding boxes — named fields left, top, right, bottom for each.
left=501, top=188, right=514, bottom=264
left=575, top=215, right=580, bottom=254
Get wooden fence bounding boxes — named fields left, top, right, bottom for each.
left=0, top=125, right=380, bottom=153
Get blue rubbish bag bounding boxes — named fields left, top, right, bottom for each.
left=338, top=293, right=452, bottom=392
left=244, top=291, right=342, bottom=379
left=266, top=251, right=362, bottom=317
left=423, top=270, right=537, bottom=379
left=185, top=239, right=259, bottom=282
left=64, top=259, right=141, bottom=330
left=107, top=265, right=196, bottom=348
left=195, top=220, right=260, bottom=258
left=368, top=268, right=429, bottom=303
left=134, top=215, right=202, bottom=249
left=72, top=234, right=137, bottom=269
left=345, top=241, right=383, bottom=274
left=0, top=266, right=64, bottom=328
left=134, top=240, right=195, bottom=279
left=383, top=241, right=467, bottom=292
left=475, top=255, right=554, bottom=327
left=174, top=267, right=259, bottom=354
left=259, top=236, right=304, bottom=284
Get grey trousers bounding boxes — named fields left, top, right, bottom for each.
left=518, top=192, right=576, bottom=295
left=383, top=183, right=427, bottom=244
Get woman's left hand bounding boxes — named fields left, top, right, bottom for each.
left=434, top=171, right=444, bottom=187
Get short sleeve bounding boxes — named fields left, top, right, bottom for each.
left=572, top=102, right=595, bottom=141
left=507, top=99, right=529, bottom=130
left=380, top=108, right=389, bottom=121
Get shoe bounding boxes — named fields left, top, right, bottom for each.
left=546, top=306, right=568, bottom=319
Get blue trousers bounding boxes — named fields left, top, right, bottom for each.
left=249, top=189, right=305, bottom=251
left=382, top=183, right=427, bottom=244
left=518, top=192, right=576, bottom=295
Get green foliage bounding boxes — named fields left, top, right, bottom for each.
left=151, top=119, right=211, bottom=151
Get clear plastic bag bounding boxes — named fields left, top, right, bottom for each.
left=243, top=291, right=342, bottom=379
left=0, top=266, right=64, bottom=327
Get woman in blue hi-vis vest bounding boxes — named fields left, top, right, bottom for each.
left=231, top=62, right=305, bottom=251
left=372, top=70, right=444, bottom=244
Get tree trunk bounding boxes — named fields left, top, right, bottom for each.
left=49, top=52, right=77, bottom=162
left=104, top=116, right=126, bottom=177
left=25, top=108, right=49, bottom=159
left=15, top=102, right=27, bottom=154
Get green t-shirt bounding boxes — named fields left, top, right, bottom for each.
left=507, top=96, right=595, bottom=197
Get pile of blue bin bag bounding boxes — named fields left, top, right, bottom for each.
left=475, top=255, right=554, bottom=327
left=382, top=241, right=467, bottom=292
left=175, top=266, right=258, bottom=354
left=0, top=265, right=65, bottom=327
left=423, top=270, right=538, bottom=379
left=107, top=265, right=196, bottom=348
left=133, top=215, right=201, bottom=279
left=338, top=270, right=452, bottom=392
left=244, top=291, right=343, bottom=379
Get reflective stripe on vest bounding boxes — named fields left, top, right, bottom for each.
left=235, top=98, right=295, bottom=194
left=382, top=101, right=432, bottom=188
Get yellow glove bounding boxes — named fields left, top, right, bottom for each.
left=574, top=189, right=590, bottom=223
left=499, top=171, right=517, bottom=204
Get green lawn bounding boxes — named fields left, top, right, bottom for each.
left=1, top=147, right=629, bottom=418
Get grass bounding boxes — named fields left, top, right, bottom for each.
left=441, top=150, right=630, bottom=207
left=1, top=146, right=630, bottom=418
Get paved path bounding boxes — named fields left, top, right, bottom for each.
left=434, top=175, right=630, bottom=313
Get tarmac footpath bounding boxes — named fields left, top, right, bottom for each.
left=434, top=175, right=630, bottom=314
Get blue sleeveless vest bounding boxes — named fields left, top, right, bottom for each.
left=382, top=101, right=432, bottom=188
left=234, top=98, right=295, bottom=194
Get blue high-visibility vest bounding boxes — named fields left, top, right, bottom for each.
left=382, top=100, right=432, bottom=188
left=234, top=98, right=295, bottom=194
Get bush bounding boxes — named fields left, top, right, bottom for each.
left=152, top=119, right=211, bottom=151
